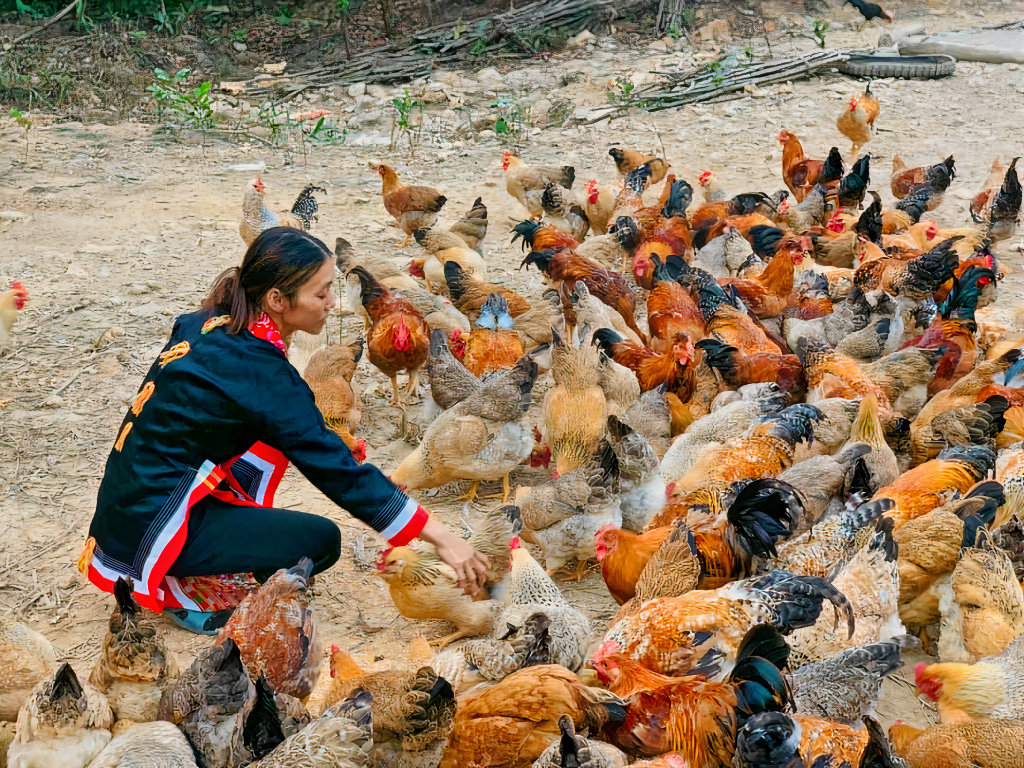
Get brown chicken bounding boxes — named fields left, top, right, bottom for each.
left=686, top=272, right=782, bottom=356
left=582, top=179, right=620, bottom=235
left=797, top=337, right=891, bottom=407
left=646, top=256, right=705, bottom=354
left=448, top=195, right=488, bottom=253
left=88, top=578, right=178, bottom=723
left=890, top=719, right=1024, bottom=768
left=595, top=568, right=852, bottom=676
left=594, top=625, right=790, bottom=762
left=835, top=86, right=879, bottom=159
left=502, top=152, right=576, bottom=221
left=303, top=338, right=365, bottom=461
left=412, top=226, right=486, bottom=293
left=609, top=147, right=668, bottom=182
left=376, top=164, right=447, bottom=246
left=778, top=129, right=827, bottom=202
left=350, top=265, right=430, bottom=407
left=595, top=524, right=674, bottom=605
left=915, top=632, right=1024, bottom=723
left=511, top=220, right=581, bottom=254
left=970, top=156, right=1008, bottom=221
left=854, top=237, right=960, bottom=300
left=458, top=293, right=524, bottom=379
left=593, top=328, right=696, bottom=402
left=521, top=247, right=644, bottom=343
left=891, top=154, right=957, bottom=199
left=443, top=261, right=531, bottom=322
left=875, top=445, right=996, bottom=529
left=697, top=339, right=806, bottom=400
left=438, top=665, right=626, bottom=768
left=718, top=251, right=802, bottom=319
left=629, top=179, right=695, bottom=284
left=216, top=558, right=322, bottom=701
left=734, top=711, right=871, bottom=768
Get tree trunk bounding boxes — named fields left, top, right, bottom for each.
left=381, top=0, right=394, bottom=38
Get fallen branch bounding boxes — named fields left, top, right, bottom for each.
left=9, top=0, right=80, bottom=48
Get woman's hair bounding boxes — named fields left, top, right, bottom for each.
left=205, top=227, right=332, bottom=333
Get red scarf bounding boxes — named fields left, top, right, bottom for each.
left=248, top=312, right=287, bottom=356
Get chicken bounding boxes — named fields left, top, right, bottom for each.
left=375, top=512, right=514, bottom=647
left=594, top=625, right=791, bottom=762
left=890, top=154, right=956, bottom=199
left=216, top=558, right=321, bottom=701
left=595, top=569, right=853, bottom=675
left=582, top=180, right=620, bottom=235
left=425, top=328, right=479, bottom=414
left=860, top=346, right=945, bottom=420
left=389, top=354, right=538, bottom=501
left=609, top=147, right=668, bottom=182
left=0, top=280, right=28, bottom=350
left=687, top=273, right=781, bottom=356
left=514, top=289, right=563, bottom=353
left=911, top=350, right=1020, bottom=466
left=797, top=337, right=890, bottom=408
left=520, top=242, right=643, bottom=333
left=944, top=531, right=1024, bottom=661
left=8, top=662, right=113, bottom=768
left=248, top=690, right=373, bottom=768
left=568, top=280, right=644, bottom=347
left=889, top=718, right=1024, bottom=768
left=595, top=524, right=676, bottom=606
left=778, top=129, right=827, bottom=202
left=304, top=338, right=366, bottom=460
left=350, top=265, right=430, bottom=407
left=502, top=152, right=576, bottom=221
left=518, top=442, right=620, bottom=576
left=696, top=169, right=730, bottom=203
left=443, top=261, right=530, bottom=322
left=693, top=226, right=754, bottom=279
left=533, top=715, right=628, bottom=768
left=733, top=711, right=870, bottom=768
left=87, top=578, right=178, bottom=724
left=238, top=176, right=304, bottom=247
left=776, top=442, right=870, bottom=525
left=461, top=293, right=525, bottom=379
left=836, top=85, right=879, bottom=159
left=978, top=156, right=1022, bottom=242
left=970, top=156, right=1008, bottom=222
left=844, top=0, right=894, bottom=22
left=511, top=221, right=581, bottom=255
left=778, top=184, right=829, bottom=233
left=876, top=445, right=996, bottom=528
left=412, top=227, right=486, bottom=294
left=448, top=196, right=488, bottom=254
left=599, top=350, right=642, bottom=418
left=376, top=164, right=447, bottom=246
left=629, top=179, right=696, bottom=282
left=603, top=415, right=664, bottom=533
left=438, top=665, right=625, bottom=768
left=86, top=721, right=197, bottom=768
left=593, top=329, right=695, bottom=402
left=697, top=339, right=806, bottom=400
left=158, top=640, right=253, bottom=767
left=915, top=632, right=1024, bottom=723
left=789, top=636, right=916, bottom=725
left=854, top=237, right=960, bottom=301
left=573, top=219, right=641, bottom=273
left=540, top=183, right=589, bottom=241
left=658, top=384, right=791, bottom=484
left=842, top=393, right=900, bottom=496
left=0, top=614, right=57, bottom=722
left=717, top=251, right=802, bottom=320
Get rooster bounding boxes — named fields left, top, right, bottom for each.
left=582, top=179, right=619, bottom=235
left=890, top=155, right=956, bottom=199
left=686, top=270, right=781, bottom=356
left=460, top=293, right=524, bottom=379
left=778, top=129, right=827, bottom=202
left=541, top=182, right=589, bottom=241
left=836, top=84, right=880, bottom=159
left=593, top=328, right=696, bottom=401
left=350, top=265, right=430, bottom=407
left=697, top=339, right=806, bottom=400
left=844, top=0, right=894, bottom=24
left=502, top=152, right=575, bottom=221
left=0, top=281, right=28, bottom=349
left=718, top=251, right=803, bottom=319
left=238, top=176, right=305, bottom=247
left=974, top=157, right=1022, bottom=242
left=646, top=256, right=705, bottom=354
left=376, top=163, right=448, bottom=246
left=609, top=147, right=668, bottom=182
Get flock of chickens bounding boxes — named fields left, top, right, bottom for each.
left=3, top=80, right=1024, bottom=768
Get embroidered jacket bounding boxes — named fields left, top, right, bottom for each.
left=84, top=308, right=425, bottom=612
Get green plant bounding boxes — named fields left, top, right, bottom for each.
left=390, top=88, right=422, bottom=152
left=606, top=76, right=637, bottom=107
left=129, top=30, right=146, bottom=39
left=667, top=20, right=682, bottom=41
left=308, top=115, right=347, bottom=145
left=491, top=95, right=531, bottom=147
left=146, top=68, right=214, bottom=130
left=8, top=108, right=34, bottom=161
left=273, top=4, right=293, bottom=25
left=452, top=16, right=468, bottom=39
left=232, top=28, right=249, bottom=42
left=469, top=39, right=487, bottom=56
left=811, top=19, right=829, bottom=48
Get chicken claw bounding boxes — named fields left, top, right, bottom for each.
left=457, top=481, right=481, bottom=503
left=430, top=628, right=474, bottom=649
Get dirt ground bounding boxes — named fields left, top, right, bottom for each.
left=3, top=2, right=1024, bottom=742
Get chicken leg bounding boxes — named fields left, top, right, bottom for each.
left=430, top=627, right=476, bottom=649
left=458, top=481, right=481, bottom=503
left=390, top=376, right=405, bottom=408
left=406, top=369, right=421, bottom=399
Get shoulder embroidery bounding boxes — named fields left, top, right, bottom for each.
left=159, top=341, right=191, bottom=367
left=114, top=422, right=133, bottom=452
left=131, top=381, right=156, bottom=416
left=202, top=315, right=232, bottom=334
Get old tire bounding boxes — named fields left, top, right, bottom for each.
left=839, top=54, right=956, bottom=79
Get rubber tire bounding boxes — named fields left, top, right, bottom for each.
left=839, top=54, right=956, bottom=79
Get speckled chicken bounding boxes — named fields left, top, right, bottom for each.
left=88, top=578, right=178, bottom=724
left=8, top=662, right=114, bottom=768
left=425, top=327, right=479, bottom=415
left=216, top=558, right=322, bottom=701
left=532, top=715, right=628, bottom=768
left=304, top=338, right=366, bottom=460
left=239, top=176, right=304, bottom=247
left=86, top=720, right=198, bottom=768
left=890, top=718, right=1024, bottom=768
left=0, top=614, right=58, bottom=722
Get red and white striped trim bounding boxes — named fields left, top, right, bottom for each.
left=382, top=500, right=429, bottom=546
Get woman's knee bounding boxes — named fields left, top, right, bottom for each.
left=308, top=515, right=342, bottom=573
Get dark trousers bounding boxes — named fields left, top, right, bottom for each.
left=167, top=496, right=342, bottom=583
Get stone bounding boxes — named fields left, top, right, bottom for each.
left=531, top=98, right=553, bottom=126
left=475, top=67, right=505, bottom=89
left=477, top=130, right=496, bottom=140
left=347, top=82, right=366, bottom=98
left=699, top=19, right=732, bottom=43
left=128, top=301, right=163, bottom=318
left=648, top=38, right=668, bottom=52
left=567, top=30, right=597, bottom=47
left=232, top=41, right=246, bottom=52
left=0, top=211, right=29, bottom=222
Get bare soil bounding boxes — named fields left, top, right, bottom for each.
left=3, top=3, right=1024, bottom=742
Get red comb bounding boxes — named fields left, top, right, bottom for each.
left=510, top=536, right=521, bottom=550
left=331, top=644, right=340, bottom=654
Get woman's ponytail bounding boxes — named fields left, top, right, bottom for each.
left=202, top=227, right=332, bottom=334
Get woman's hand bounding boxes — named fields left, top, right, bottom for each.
left=419, top=516, right=490, bottom=596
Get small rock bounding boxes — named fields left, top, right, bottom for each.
left=567, top=30, right=596, bottom=47
left=477, top=129, right=496, bottom=140
left=128, top=301, right=163, bottom=318
left=366, top=84, right=391, bottom=99
left=1007, top=64, right=1020, bottom=71
left=475, top=67, right=505, bottom=89
left=228, top=162, right=265, bottom=172
left=232, top=41, right=246, bottom=52
left=0, top=211, right=30, bottom=222
left=699, top=19, right=732, bottom=43
left=66, top=262, right=89, bottom=277
left=43, top=395, right=64, bottom=408
left=347, top=82, right=366, bottom=98
left=648, top=38, right=668, bottom=52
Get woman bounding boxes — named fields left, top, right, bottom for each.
left=80, top=227, right=488, bottom=634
